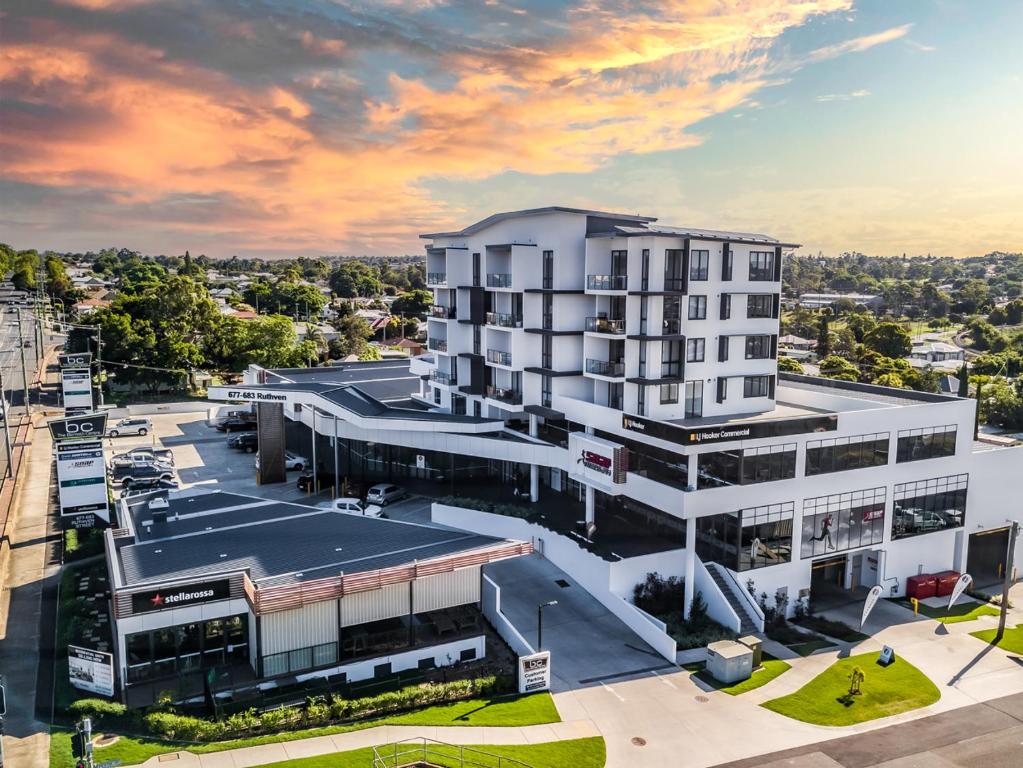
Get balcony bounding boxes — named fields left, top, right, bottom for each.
left=427, top=337, right=448, bottom=353
left=585, top=316, right=626, bottom=334
left=430, top=305, right=456, bottom=319
left=486, top=273, right=512, bottom=288
left=485, top=311, right=523, bottom=328
left=485, top=385, right=522, bottom=405
left=486, top=349, right=512, bottom=366
left=427, top=272, right=448, bottom=286
left=431, top=370, right=457, bottom=386
left=586, top=359, right=625, bottom=377
left=587, top=274, right=627, bottom=291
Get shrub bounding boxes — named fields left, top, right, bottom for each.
left=68, top=698, right=127, bottom=722
left=633, top=572, right=684, bottom=617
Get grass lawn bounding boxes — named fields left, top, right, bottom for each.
left=762, top=652, right=940, bottom=726
left=49, top=693, right=560, bottom=767
left=692, top=656, right=792, bottom=696
left=895, top=599, right=1001, bottom=625
left=225, top=737, right=606, bottom=768
left=970, top=622, right=1023, bottom=653
left=788, top=639, right=837, bottom=657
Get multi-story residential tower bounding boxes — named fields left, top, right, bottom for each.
left=421, top=207, right=793, bottom=423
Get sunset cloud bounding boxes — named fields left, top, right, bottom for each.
left=3, top=0, right=941, bottom=257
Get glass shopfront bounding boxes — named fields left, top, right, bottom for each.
left=800, top=487, right=887, bottom=559
left=697, top=443, right=796, bottom=489
left=126, top=614, right=248, bottom=684
left=695, top=502, right=794, bottom=572
left=892, top=474, right=968, bottom=540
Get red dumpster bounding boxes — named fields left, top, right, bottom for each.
left=934, top=570, right=960, bottom=597
left=907, top=573, right=937, bottom=600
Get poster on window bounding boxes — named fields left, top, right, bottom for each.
left=518, top=651, right=551, bottom=694
left=68, top=645, right=115, bottom=697
left=800, top=488, right=887, bottom=559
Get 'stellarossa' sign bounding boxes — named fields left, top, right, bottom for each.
left=131, top=579, right=231, bottom=613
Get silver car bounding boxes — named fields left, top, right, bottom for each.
left=365, top=483, right=405, bottom=506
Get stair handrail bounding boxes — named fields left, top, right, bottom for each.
left=708, top=561, right=765, bottom=632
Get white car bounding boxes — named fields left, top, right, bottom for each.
left=316, top=498, right=384, bottom=518
left=108, top=417, right=152, bottom=437
left=254, top=451, right=309, bottom=471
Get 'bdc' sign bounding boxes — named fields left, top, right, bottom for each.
left=48, top=412, right=108, bottom=441
left=518, top=651, right=551, bottom=694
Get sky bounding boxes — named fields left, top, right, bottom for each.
left=1, top=0, right=1021, bottom=259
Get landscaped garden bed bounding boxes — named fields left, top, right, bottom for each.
left=793, top=615, right=869, bottom=642
left=762, top=652, right=940, bottom=726
left=685, top=653, right=791, bottom=696
left=892, top=597, right=1001, bottom=624
left=633, top=573, right=736, bottom=650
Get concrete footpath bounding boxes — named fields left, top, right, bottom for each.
left=134, top=719, right=601, bottom=768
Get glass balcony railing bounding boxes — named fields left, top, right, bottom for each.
left=585, top=316, right=626, bottom=334
left=431, top=370, right=457, bottom=385
left=430, top=305, right=456, bottom=319
left=486, top=273, right=512, bottom=288
left=485, top=311, right=522, bottom=328
left=586, top=359, right=625, bottom=377
left=485, top=385, right=522, bottom=404
left=486, top=349, right=512, bottom=366
left=427, top=272, right=448, bottom=286
left=587, top=274, right=627, bottom=291
left=427, top=337, right=448, bottom=352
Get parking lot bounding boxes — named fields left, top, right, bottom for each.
left=104, top=406, right=437, bottom=519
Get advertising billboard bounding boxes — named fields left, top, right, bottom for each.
left=568, top=433, right=628, bottom=493
left=56, top=439, right=110, bottom=525
left=61, top=368, right=94, bottom=412
left=59, top=352, right=92, bottom=368
left=48, top=412, right=108, bottom=442
left=68, top=645, right=115, bottom=697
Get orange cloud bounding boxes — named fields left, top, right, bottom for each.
left=1, top=0, right=878, bottom=256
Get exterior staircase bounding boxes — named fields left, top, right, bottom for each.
left=705, top=563, right=761, bottom=634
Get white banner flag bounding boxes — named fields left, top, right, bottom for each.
left=861, top=584, right=884, bottom=628
left=947, top=573, right=973, bottom=610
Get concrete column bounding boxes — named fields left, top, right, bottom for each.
left=420, top=377, right=427, bottom=397
left=686, top=453, right=698, bottom=490
left=530, top=464, right=539, bottom=502
left=528, top=413, right=539, bottom=437
left=585, top=485, right=595, bottom=532
left=684, top=516, right=696, bottom=619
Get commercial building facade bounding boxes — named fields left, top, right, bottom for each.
left=208, top=207, right=1021, bottom=653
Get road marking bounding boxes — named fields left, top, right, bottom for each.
left=600, top=681, right=625, bottom=701
left=649, top=669, right=677, bottom=688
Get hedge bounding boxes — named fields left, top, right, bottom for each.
left=144, top=676, right=503, bottom=742
left=68, top=698, right=127, bottom=722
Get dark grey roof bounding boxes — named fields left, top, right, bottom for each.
left=267, top=360, right=417, bottom=401
left=591, top=223, right=800, bottom=248
left=118, top=492, right=505, bottom=587
left=779, top=373, right=959, bottom=405
left=420, top=207, right=657, bottom=239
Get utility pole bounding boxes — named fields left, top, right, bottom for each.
left=95, top=324, right=104, bottom=407
left=996, top=521, right=1020, bottom=642
left=16, top=310, right=30, bottom=412
left=0, top=364, right=14, bottom=477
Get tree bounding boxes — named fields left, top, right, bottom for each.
left=863, top=322, right=912, bottom=359
left=819, top=355, right=859, bottom=381
left=873, top=372, right=905, bottom=388
left=848, top=666, right=865, bottom=696
left=390, top=289, right=433, bottom=318
left=329, top=261, right=382, bottom=298
left=957, top=363, right=970, bottom=398
left=816, top=314, right=831, bottom=359
left=777, top=356, right=804, bottom=374
left=330, top=314, right=376, bottom=359
left=846, top=312, right=877, bottom=343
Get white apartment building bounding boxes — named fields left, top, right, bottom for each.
left=209, top=207, right=1022, bottom=655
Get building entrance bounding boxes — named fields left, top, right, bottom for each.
left=967, top=527, right=1010, bottom=588
left=810, top=554, right=849, bottom=610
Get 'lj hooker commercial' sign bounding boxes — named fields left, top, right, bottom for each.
left=622, top=412, right=838, bottom=446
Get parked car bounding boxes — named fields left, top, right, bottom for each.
left=254, top=450, right=309, bottom=471
left=109, top=459, right=174, bottom=488
left=112, top=447, right=174, bottom=465
left=119, top=478, right=179, bottom=496
left=365, top=483, right=405, bottom=506
left=107, top=417, right=152, bottom=437
left=296, top=470, right=339, bottom=493
left=315, top=498, right=384, bottom=518
left=216, top=418, right=257, bottom=433
left=227, top=432, right=259, bottom=452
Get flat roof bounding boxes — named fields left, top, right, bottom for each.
left=778, top=374, right=958, bottom=406
left=266, top=360, right=417, bottom=402
left=118, top=491, right=508, bottom=588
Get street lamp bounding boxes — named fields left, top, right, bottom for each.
left=537, top=600, right=558, bottom=651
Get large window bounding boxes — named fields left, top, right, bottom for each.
left=801, top=487, right=887, bottom=559
left=684, top=380, right=703, bottom=418
left=747, top=294, right=774, bottom=318
left=662, top=296, right=682, bottom=334
left=749, top=251, right=776, bottom=281
left=896, top=425, right=957, bottom=463
left=745, top=335, right=772, bottom=360
left=126, top=614, right=249, bottom=684
left=595, top=429, right=689, bottom=489
left=892, top=474, right=968, bottom=540
left=743, top=374, right=773, bottom=398
left=689, top=250, right=709, bottom=280
left=688, top=295, right=707, bottom=320
left=697, top=443, right=796, bottom=488
left=695, top=502, right=794, bottom=572
left=686, top=338, right=705, bottom=363
left=660, top=383, right=679, bottom=404
left=806, top=433, right=890, bottom=475
left=662, top=339, right=682, bottom=377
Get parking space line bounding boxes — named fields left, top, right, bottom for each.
left=649, top=669, right=677, bottom=688
left=600, top=681, right=625, bottom=702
